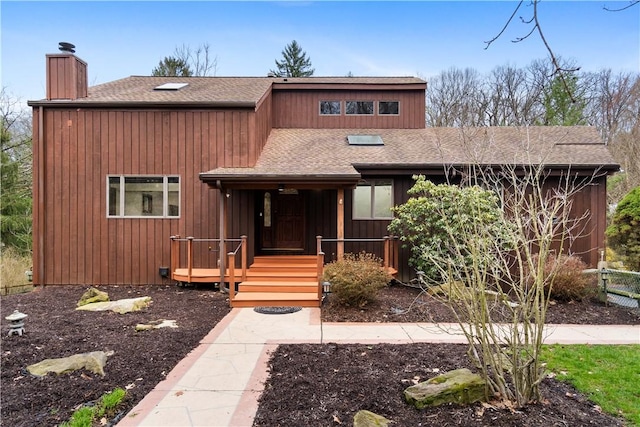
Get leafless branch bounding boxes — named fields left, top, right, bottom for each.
left=603, top=1, right=639, bottom=12
left=530, top=0, right=580, bottom=102
left=484, top=0, right=524, bottom=49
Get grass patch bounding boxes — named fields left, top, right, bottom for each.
left=542, top=344, right=640, bottom=426
left=60, top=388, right=126, bottom=427
left=0, top=248, right=33, bottom=295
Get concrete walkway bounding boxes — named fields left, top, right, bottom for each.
left=117, top=308, right=640, bottom=427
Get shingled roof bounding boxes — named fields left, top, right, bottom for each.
left=200, top=126, right=619, bottom=185
left=29, top=76, right=425, bottom=106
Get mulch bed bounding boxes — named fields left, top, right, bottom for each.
left=1, top=283, right=637, bottom=426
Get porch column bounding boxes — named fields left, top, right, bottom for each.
left=219, top=189, right=227, bottom=292
left=337, top=188, right=344, bottom=259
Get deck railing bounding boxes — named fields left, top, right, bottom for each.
left=315, top=235, right=399, bottom=273
left=169, top=235, right=247, bottom=284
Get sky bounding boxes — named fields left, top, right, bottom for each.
left=1, top=1, right=639, bottom=107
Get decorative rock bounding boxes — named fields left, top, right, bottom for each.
left=77, top=287, right=109, bottom=307
left=404, top=368, right=485, bottom=408
left=353, top=410, right=393, bottom=427
left=135, top=319, right=178, bottom=331
left=27, top=350, right=114, bottom=377
left=76, top=297, right=151, bottom=314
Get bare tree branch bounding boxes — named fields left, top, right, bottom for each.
left=484, top=0, right=524, bottom=49
left=603, top=0, right=639, bottom=12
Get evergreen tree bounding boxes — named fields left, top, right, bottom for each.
left=152, top=56, right=193, bottom=77
left=270, top=40, right=314, bottom=77
left=1, top=115, right=32, bottom=253
left=606, top=186, right=640, bottom=271
left=541, top=72, right=586, bottom=125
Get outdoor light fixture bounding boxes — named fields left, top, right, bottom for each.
left=600, top=267, right=610, bottom=306
left=278, top=184, right=285, bottom=193
left=25, top=269, right=33, bottom=282
left=323, top=281, right=332, bottom=294
left=159, top=267, right=170, bottom=278
left=5, top=310, right=27, bottom=337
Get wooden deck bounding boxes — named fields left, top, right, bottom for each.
left=173, top=268, right=230, bottom=283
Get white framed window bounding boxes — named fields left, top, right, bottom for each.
left=346, top=101, right=374, bottom=115
left=320, top=101, right=341, bottom=115
left=107, top=176, right=180, bottom=218
left=353, top=179, right=393, bottom=219
left=378, top=101, right=399, bottom=115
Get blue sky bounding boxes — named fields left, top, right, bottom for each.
left=2, top=1, right=639, bottom=106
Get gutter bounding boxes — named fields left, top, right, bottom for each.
left=26, top=100, right=257, bottom=109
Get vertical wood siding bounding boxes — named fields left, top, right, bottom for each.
left=272, top=90, right=425, bottom=129
left=36, top=107, right=259, bottom=285
left=46, top=55, right=88, bottom=100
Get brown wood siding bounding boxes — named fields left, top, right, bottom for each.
left=253, top=91, right=273, bottom=163
left=46, top=55, right=88, bottom=100
left=34, top=107, right=259, bottom=285
left=272, top=90, right=425, bottom=129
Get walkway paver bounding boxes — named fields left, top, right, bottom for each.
left=117, top=308, right=640, bottom=427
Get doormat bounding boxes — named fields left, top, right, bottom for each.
left=254, top=306, right=302, bottom=315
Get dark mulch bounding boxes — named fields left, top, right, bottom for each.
left=254, top=343, right=627, bottom=427
left=321, top=284, right=640, bottom=325
left=1, top=284, right=230, bottom=427
left=1, top=283, right=637, bottom=426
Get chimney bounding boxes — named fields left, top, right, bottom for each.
left=46, top=42, right=88, bottom=100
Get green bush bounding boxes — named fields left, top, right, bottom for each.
left=323, top=252, right=391, bottom=308
left=606, top=186, right=640, bottom=272
left=535, top=254, right=596, bottom=302
left=388, top=176, right=510, bottom=284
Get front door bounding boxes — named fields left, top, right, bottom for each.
left=259, top=190, right=305, bottom=251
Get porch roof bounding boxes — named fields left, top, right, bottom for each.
left=199, top=126, right=619, bottom=187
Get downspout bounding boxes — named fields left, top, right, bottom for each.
left=37, top=106, right=45, bottom=285
left=216, top=180, right=226, bottom=292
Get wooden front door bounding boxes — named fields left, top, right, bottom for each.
left=259, top=190, right=305, bottom=251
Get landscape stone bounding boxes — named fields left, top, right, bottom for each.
left=76, top=296, right=151, bottom=314
left=27, top=350, right=114, bottom=377
left=404, top=368, right=486, bottom=408
left=353, top=410, right=393, bottom=427
left=77, top=287, right=109, bottom=307
left=135, top=319, right=178, bottom=331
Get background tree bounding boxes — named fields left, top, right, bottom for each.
left=152, top=43, right=217, bottom=77
left=152, top=57, right=192, bottom=77
left=1, top=88, right=32, bottom=254
left=606, top=186, right=640, bottom=271
left=424, top=60, right=640, bottom=204
left=539, top=71, right=586, bottom=125
left=270, top=40, right=314, bottom=77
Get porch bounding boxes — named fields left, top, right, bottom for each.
left=169, top=235, right=399, bottom=308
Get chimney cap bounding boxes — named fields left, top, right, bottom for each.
left=58, top=42, right=76, bottom=53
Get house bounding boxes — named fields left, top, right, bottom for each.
left=28, top=53, right=619, bottom=307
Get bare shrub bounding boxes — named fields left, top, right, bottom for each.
left=534, top=254, right=596, bottom=301
left=323, top=252, right=391, bottom=308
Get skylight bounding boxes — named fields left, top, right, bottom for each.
left=154, top=82, right=189, bottom=91
left=347, top=135, right=384, bottom=146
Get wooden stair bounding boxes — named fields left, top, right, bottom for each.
left=230, top=255, right=322, bottom=308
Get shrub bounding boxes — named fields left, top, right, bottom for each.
left=388, top=176, right=510, bottom=284
left=323, top=252, right=391, bottom=308
left=534, top=254, right=596, bottom=302
left=606, top=186, right=640, bottom=272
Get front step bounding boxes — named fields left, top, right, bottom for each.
left=231, top=291, right=320, bottom=308
left=245, top=271, right=318, bottom=282
left=238, top=281, right=318, bottom=293
left=229, top=255, right=322, bottom=307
